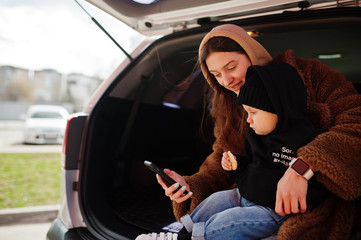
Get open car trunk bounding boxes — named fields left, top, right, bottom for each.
left=78, top=8, right=361, bottom=239
left=79, top=28, right=214, bottom=239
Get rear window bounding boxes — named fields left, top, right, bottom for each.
left=30, top=111, right=64, bottom=119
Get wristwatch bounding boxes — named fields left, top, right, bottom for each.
left=290, top=158, right=314, bottom=180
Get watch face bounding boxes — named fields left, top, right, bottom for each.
left=291, top=159, right=309, bottom=175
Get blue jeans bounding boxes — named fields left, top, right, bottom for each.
left=180, top=188, right=285, bottom=240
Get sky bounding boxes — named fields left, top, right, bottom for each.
left=0, top=0, right=146, bottom=79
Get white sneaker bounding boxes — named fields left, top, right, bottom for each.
left=135, top=232, right=178, bottom=240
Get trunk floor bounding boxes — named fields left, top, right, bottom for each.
left=112, top=185, right=178, bottom=232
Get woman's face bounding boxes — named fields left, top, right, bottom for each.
left=206, top=51, right=251, bottom=95
left=242, top=104, right=278, bottom=135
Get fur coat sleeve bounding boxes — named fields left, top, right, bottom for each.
left=274, top=50, right=361, bottom=239
left=277, top=50, right=361, bottom=200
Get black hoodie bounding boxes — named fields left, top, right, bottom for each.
left=230, top=62, right=328, bottom=209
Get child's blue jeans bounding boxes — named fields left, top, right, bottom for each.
left=180, top=188, right=285, bottom=240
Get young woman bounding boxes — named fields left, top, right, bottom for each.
left=138, top=24, right=361, bottom=239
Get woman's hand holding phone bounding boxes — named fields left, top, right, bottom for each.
left=157, top=169, right=192, bottom=203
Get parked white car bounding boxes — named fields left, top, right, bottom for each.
left=23, top=105, right=69, bottom=144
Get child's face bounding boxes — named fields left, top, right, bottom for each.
left=243, top=104, right=278, bottom=135
left=206, top=51, right=251, bottom=95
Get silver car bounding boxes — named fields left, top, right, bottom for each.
left=47, top=1, right=361, bottom=239
left=23, top=105, right=69, bottom=144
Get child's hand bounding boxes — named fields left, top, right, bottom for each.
left=222, top=152, right=233, bottom=171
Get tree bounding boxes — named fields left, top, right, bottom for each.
left=2, top=79, right=34, bottom=102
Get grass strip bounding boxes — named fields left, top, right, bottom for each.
left=0, top=152, right=61, bottom=209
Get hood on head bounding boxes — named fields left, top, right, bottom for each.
left=247, top=62, right=322, bottom=150
left=249, top=62, right=309, bottom=133
left=237, top=68, right=276, bottom=114
left=198, top=24, right=273, bottom=90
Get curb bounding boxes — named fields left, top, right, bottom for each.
left=0, top=205, right=59, bottom=226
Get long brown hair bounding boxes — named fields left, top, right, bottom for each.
left=199, top=37, right=249, bottom=151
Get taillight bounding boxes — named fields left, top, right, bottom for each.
left=61, top=116, right=74, bottom=169
left=60, top=113, right=87, bottom=170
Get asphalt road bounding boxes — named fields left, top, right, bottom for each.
left=0, top=120, right=62, bottom=153
left=0, top=222, right=52, bottom=240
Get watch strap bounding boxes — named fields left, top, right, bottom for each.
left=303, top=168, right=314, bottom=180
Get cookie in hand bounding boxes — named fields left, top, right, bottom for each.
left=227, top=151, right=237, bottom=170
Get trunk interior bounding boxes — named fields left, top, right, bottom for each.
left=78, top=8, right=361, bottom=240
left=80, top=29, right=214, bottom=239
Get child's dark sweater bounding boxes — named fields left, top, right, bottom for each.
left=229, top=62, right=328, bottom=209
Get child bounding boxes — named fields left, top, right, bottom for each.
left=221, top=62, right=328, bottom=213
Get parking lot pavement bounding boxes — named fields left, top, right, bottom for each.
left=0, top=120, right=62, bottom=153
left=0, top=205, right=59, bottom=240
left=0, top=144, right=62, bottom=153
left=0, top=222, right=52, bottom=240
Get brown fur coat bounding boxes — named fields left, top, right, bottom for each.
left=172, top=49, right=361, bottom=239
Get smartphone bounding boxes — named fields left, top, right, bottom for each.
left=144, top=160, right=188, bottom=194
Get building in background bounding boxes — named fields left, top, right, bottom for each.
left=0, top=66, right=32, bottom=102
left=0, top=65, right=103, bottom=120
left=66, top=73, right=103, bottom=112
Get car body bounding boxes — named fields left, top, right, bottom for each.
left=23, top=105, right=69, bottom=144
left=47, top=1, right=361, bottom=239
